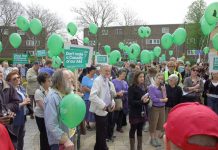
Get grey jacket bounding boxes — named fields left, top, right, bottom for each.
left=44, top=89, right=69, bottom=145
left=183, top=77, right=204, bottom=97
left=26, top=67, right=39, bottom=95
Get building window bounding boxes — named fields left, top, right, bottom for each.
left=187, top=50, right=196, bottom=55
left=26, top=40, right=40, bottom=47
left=162, top=27, right=169, bottom=33
left=3, top=29, right=9, bottom=35
left=102, top=29, right=108, bottom=35
left=17, top=30, right=25, bottom=35
left=89, top=40, right=96, bottom=46
left=146, top=39, right=160, bottom=45
left=115, top=29, right=123, bottom=35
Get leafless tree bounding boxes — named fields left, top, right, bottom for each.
left=26, top=4, right=64, bottom=40
left=71, top=0, right=117, bottom=52
left=121, top=8, right=146, bottom=26
left=72, top=0, right=117, bottom=28
left=0, top=0, right=24, bottom=41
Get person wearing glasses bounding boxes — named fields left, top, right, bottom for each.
left=164, top=61, right=182, bottom=84
left=183, top=65, right=204, bottom=103
left=6, top=71, right=31, bottom=150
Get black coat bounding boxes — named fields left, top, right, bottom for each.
left=128, top=85, right=148, bottom=117
left=165, top=84, right=182, bottom=107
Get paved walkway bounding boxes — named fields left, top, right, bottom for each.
left=24, top=117, right=164, bottom=150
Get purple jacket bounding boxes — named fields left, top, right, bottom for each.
left=148, top=85, right=165, bottom=107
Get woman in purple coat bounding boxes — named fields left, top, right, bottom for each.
left=112, top=69, right=128, bottom=133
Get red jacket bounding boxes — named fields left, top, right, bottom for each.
left=0, top=123, right=14, bottom=150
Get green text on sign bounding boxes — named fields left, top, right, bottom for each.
left=36, top=50, right=47, bottom=57
left=13, top=54, right=28, bottom=64
left=96, top=55, right=108, bottom=64
left=64, top=47, right=90, bottom=69
left=213, top=57, right=218, bottom=70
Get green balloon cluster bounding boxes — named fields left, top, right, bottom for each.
left=203, top=47, right=210, bottom=54
left=169, top=50, right=173, bottom=56
left=138, top=26, right=151, bottom=38
left=0, top=41, right=2, bottom=53
left=153, top=46, right=161, bottom=57
left=47, top=33, right=64, bottom=56
left=118, top=42, right=124, bottom=50
left=104, top=45, right=111, bottom=54
left=30, top=18, right=42, bottom=35
left=128, top=43, right=141, bottom=60
left=161, top=33, right=173, bottom=50
left=52, top=56, right=62, bottom=68
left=204, top=2, right=218, bottom=25
left=67, top=22, right=77, bottom=36
left=9, top=33, right=22, bottom=48
left=140, top=50, right=151, bottom=64
left=172, top=28, right=187, bottom=46
left=123, top=45, right=130, bottom=53
left=48, top=50, right=54, bottom=58
left=200, top=16, right=216, bottom=36
left=83, top=37, right=89, bottom=44
left=60, top=93, right=86, bottom=128
left=109, top=50, right=121, bottom=65
left=16, top=16, right=29, bottom=32
left=212, top=33, right=218, bottom=51
left=89, top=23, right=98, bottom=34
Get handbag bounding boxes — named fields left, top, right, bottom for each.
left=114, top=98, right=123, bottom=111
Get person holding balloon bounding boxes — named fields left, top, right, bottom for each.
left=81, top=66, right=97, bottom=130
left=44, top=69, right=74, bottom=150
left=89, top=65, right=120, bottom=150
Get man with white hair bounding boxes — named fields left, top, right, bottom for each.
left=90, top=65, right=122, bottom=150
left=165, top=74, right=183, bottom=119
left=2, top=61, right=12, bottom=79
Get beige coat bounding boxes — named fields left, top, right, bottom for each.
left=26, top=67, right=39, bottom=95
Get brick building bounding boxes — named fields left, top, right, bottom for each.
left=0, top=25, right=46, bottom=58
left=84, top=24, right=187, bottom=60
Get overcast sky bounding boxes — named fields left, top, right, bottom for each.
left=14, top=0, right=217, bottom=25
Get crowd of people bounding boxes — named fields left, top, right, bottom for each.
left=0, top=57, right=218, bottom=150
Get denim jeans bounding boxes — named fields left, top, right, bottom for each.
left=207, top=96, right=218, bottom=114
left=50, top=144, right=59, bottom=150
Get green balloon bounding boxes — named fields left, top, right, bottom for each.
left=47, top=33, right=64, bottom=56
left=16, top=16, right=29, bottom=32
left=128, top=43, right=141, bottom=60
left=200, top=16, right=216, bottom=36
left=172, top=28, right=187, bottom=46
left=48, top=50, right=55, bottom=58
left=138, top=26, right=146, bottom=38
left=67, top=22, right=77, bottom=36
left=204, top=2, right=218, bottom=25
left=118, top=42, right=125, bottom=50
left=149, top=51, right=155, bottom=61
left=140, top=50, right=151, bottom=64
left=161, top=33, right=173, bottom=50
left=0, top=41, right=2, bottom=53
left=169, top=50, right=173, bottom=56
left=212, top=33, right=218, bottom=51
left=123, top=45, right=130, bottom=52
left=30, top=18, right=42, bottom=35
left=60, top=93, right=86, bottom=128
left=109, top=50, right=121, bottom=65
left=52, top=56, right=62, bottom=68
left=9, top=33, right=22, bottom=48
left=104, top=45, right=111, bottom=54
left=144, top=26, right=151, bottom=38
left=89, top=23, right=98, bottom=34
left=83, top=37, right=89, bottom=44
left=153, top=46, right=161, bottom=57
left=203, top=47, right=210, bottom=54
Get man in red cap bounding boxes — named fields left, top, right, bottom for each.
left=164, top=102, right=218, bottom=150
left=0, top=123, right=14, bottom=150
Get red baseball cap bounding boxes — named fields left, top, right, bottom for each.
left=164, top=102, right=218, bottom=150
